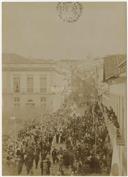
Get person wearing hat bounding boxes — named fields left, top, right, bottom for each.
left=24, top=145, right=35, bottom=175
left=46, top=157, right=51, bottom=175
left=40, top=157, right=44, bottom=175
left=40, top=156, right=51, bottom=175
left=52, top=147, right=58, bottom=164
left=16, top=148, right=24, bottom=175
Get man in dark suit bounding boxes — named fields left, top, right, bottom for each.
left=16, top=148, right=24, bottom=175
left=52, top=148, right=58, bottom=164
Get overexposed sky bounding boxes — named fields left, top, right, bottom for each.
left=2, top=2, right=126, bottom=60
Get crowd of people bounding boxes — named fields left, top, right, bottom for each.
left=3, top=100, right=120, bottom=175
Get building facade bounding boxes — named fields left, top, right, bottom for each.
left=102, top=54, right=127, bottom=176
left=2, top=54, right=71, bottom=133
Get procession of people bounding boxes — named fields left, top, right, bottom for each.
left=3, top=100, right=120, bottom=176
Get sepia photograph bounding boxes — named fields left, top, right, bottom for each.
left=2, top=2, right=127, bottom=176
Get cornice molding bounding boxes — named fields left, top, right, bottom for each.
left=3, top=66, right=55, bottom=72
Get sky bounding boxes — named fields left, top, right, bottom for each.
left=2, top=2, right=126, bottom=60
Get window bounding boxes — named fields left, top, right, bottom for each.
left=14, top=97, right=20, bottom=107
left=27, top=77, right=33, bottom=93
left=41, top=97, right=46, bottom=110
left=26, top=99, right=35, bottom=107
left=13, top=77, right=20, bottom=93
left=14, top=97, right=20, bottom=102
left=40, top=77, right=47, bottom=93
left=41, top=97, right=46, bottom=102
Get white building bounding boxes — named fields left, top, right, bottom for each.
left=2, top=54, right=71, bottom=134
left=102, top=54, right=127, bottom=176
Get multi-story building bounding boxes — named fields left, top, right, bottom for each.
left=2, top=54, right=71, bottom=134
left=3, top=54, right=104, bottom=133
left=102, top=54, right=127, bottom=176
